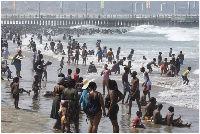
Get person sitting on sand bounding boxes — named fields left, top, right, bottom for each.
left=152, top=104, right=165, bottom=124
left=143, top=97, right=157, bottom=120
left=140, top=90, right=148, bottom=106
left=133, top=111, right=146, bottom=128
left=165, top=106, right=191, bottom=127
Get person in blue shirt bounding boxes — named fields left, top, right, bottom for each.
left=6, top=66, right=12, bottom=81
left=79, top=79, right=94, bottom=112
left=96, top=47, right=103, bottom=62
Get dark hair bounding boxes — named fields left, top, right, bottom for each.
left=131, top=71, right=137, bottom=76
left=76, top=68, right=80, bottom=73
left=153, top=58, right=156, bottom=61
left=78, top=77, right=83, bottom=82
left=168, top=106, right=174, bottom=112
left=150, top=97, right=156, bottom=103
left=108, top=79, right=118, bottom=91
left=143, top=90, right=147, bottom=95
left=113, top=61, right=116, bottom=64
left=88, top=82, right=97, bottom=90
left=68, top=69, right=72, bottom=74
left=13, top=77, right=19, bottom=83
left=68, top=79, right=76, bottom=88
left=140, top=67, right=145, bottom=72
left=58, top=73, right=65, bottom=77
left=136, top=111, right=142, bottom=116
left=6, top=66, right=9, bottom=69
left=157, top=104, right=163, bottom=110
left=188, top=67, right=191, bottom=70
left=38, top=54, right=43, bottom=59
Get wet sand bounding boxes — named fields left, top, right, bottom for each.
left=1, top=38, right=199, bottom=133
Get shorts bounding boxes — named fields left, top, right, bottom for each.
left=13, top=93, right=19, bottom=100
left=108, top=57, right=112, bottom=62
left=182, top=75, right=188, bottom=81
left=130, top=90, right=140, bottom=101
left=144, top=85, right=151, bottom=90
left=123, top=82, right=130, bottom=92
left=147, top=64, right=151, bottom=70
left=75, top=54, right=79, bottom=60
left=179, top=59, right=183, bottom=64
left=161, top=65, right=166, bottom=71
left=109, top=104, right=119, bottom=120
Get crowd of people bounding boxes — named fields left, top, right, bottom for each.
left=1, top=25, right=192, bottom=133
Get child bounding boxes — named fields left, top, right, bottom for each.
left=140, top=90, right=148, bottom=106
left=133, top=111, right=146, bottom=128
left=182, top=67, right=191, bottom=85
left=59, top=100, right=69, bottom=133
left=57, top=57, right=64, bottom=73
left=165, top=106, right=191, bottom=127
left=32, top=75, right=41, bottom=100
left=6, top=66, right=12, bottom=81
left=11, top=77, right=20, bottom=109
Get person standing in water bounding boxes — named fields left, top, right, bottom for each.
left=57, top=57, right=64, bottom=73
left=101, top=64, right=111, bottom=95
left=128, top=71, right=141, bottom=114
left=178, top=51, right=184, bottom=65
left=13, top=49, right=23, bottom=78
left=140, top=67, right=152, bottom=102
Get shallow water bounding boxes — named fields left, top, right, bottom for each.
left=1, top=27, right=199, bottom=133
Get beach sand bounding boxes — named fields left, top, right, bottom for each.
left=1, top=37, right=199, bottom=133
left=1, top=105, right=50, bottom=133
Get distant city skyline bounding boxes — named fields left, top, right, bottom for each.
left=1, top=1, right=199, bottom=16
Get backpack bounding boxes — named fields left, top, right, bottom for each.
left=105, top=94, right=111, bottom=109
left=105, top=90, right=119, bottom=109
left=85, top=92, right=99, bottom=116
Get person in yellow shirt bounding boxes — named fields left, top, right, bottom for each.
left=182, top=67, right=191, bottom=85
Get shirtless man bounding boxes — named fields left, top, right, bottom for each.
left=160, top=58, right=168, bottom=75
left=165, top=106, right=191, bottom=127
left=114, top=57, right=126, bottom=74
left=177, top=51, right=184, bottom=65
left=153, top=104, right=165, bottom=124
left=127, top=71, right=141, bottom=114
left=143, top=97, right=157, bottom=120
left=147, top=58, right=158, bottom=73
left=122, top=66, right=131, bottom=104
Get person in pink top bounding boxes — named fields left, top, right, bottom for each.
left=101, top=64, right=111, bottom=95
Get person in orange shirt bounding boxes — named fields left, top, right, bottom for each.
left=107, top=48, right=114, bottom=64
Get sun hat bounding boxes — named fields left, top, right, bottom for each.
left=82, top=78, right=95, bottom=89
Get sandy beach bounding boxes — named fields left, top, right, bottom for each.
left=1, top=105, right=50, bottom=133
left=1, top=34, right=199, bottom=133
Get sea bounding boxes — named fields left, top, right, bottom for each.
left=21, top=24, right=199, bottom=110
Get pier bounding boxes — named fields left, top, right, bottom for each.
left=1, top=14, right=199, bottom=27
